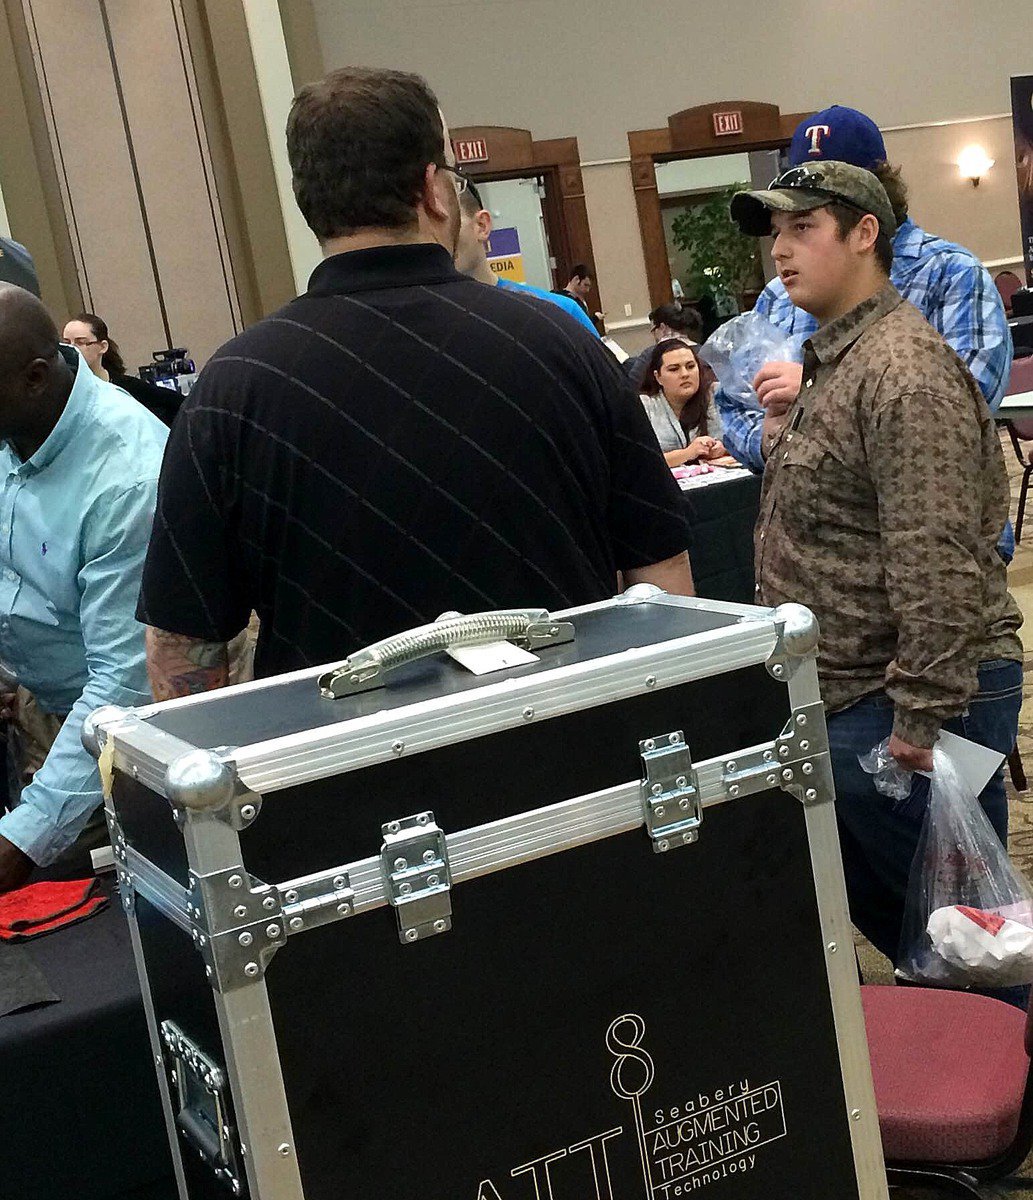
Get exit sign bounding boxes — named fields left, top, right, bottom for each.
left=453, top=138, right=488, bottom=164
left=713, top=111, right=744, bottom=137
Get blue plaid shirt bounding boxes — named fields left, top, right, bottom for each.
left=716, top=218, right=1013, bottom=472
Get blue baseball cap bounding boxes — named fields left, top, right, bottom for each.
left=789, top=106, right=887, bottom=169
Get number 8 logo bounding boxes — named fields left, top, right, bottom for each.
left=606, top=1013, right=655, bottom=1101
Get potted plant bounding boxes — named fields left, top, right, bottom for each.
left=669, top=183, right=761, bottom=310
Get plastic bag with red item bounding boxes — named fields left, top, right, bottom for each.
left=897, top=745, right=1033, bottom=987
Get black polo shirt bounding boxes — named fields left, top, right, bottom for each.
left=138, top=243, right=689, bottom=677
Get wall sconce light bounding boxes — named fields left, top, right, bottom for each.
left=957, top=145, right=995, bottom=187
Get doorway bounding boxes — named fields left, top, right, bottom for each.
left=478, top=176, right=555, bottom=291
left=655, top=148, right=785, bottom=333
left=448, top=125, right=600, bottom=312
left=629, top=101, right=814, bottom=311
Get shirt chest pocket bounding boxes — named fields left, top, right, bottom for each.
left=775, top=433, right=870, bottom=534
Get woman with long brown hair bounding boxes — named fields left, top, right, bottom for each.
left=640, top=338, right=727, bottom=467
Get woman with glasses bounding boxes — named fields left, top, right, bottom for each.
left=62, top=313, right=180, bottom=426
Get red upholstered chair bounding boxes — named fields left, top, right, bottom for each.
left=862, top=985, right=1033, bottom=1196
left=997, top=270, right=1024, bottom=317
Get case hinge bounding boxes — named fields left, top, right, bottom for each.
left=639, top=731, right=702, bottom=852
left=160, top=1020, right=243, bottom=1194
left=278, top=871, right=354, bottom=933
left=380, top=811, right=453, bottom=943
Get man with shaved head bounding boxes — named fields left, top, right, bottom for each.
left=0, top=285, right=167, bottom=891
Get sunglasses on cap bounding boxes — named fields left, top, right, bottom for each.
left=765, top=165, right=873, bottom=218
left=768, top=165, right=830, bottom=189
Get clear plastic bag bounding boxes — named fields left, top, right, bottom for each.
left=898, top=745, right=1033, bottom=987
left=698, top=312, right=803, bottom=411
left=858, top=736, right=913, bottom=801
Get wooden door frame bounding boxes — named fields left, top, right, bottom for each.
left=449, top=125, right=599, bottom=313
left=628, top=100, right=815, bottom=309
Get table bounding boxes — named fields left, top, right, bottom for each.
left=0, top=881, right=176, bottom=1200
left=998, top=390, right=1033, bottom=421
left=681, top=469, right=763, bottom=604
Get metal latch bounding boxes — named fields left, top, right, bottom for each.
left=640, top=731, right=702, bottom=853
left=160, top=1020, right=243, bottom=1195
left=380, top=811, right=452, bottom=944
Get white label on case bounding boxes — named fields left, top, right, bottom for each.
left=447, top=641, right=539, bottom=675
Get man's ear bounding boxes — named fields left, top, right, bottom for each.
left=23, top=358, right=50, bottom=397
left=420, top=162, right=452, bottom=223
left=474, top=208, right=492, bottom=246
left=853, top=213, right=880, bottom=254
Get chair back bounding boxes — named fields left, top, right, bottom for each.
left=1007, top=355, right=1033, bottom=397
left=997, top=270, right=1023, bottom=314
left=1010, top=418, right=1033, bottom=442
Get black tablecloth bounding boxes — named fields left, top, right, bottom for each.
left=0, top=882, right=176, bottom=1200
left=683, top=472, right=763, bottom=604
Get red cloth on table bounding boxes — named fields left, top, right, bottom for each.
left=0, top=878, right=108, bottom=941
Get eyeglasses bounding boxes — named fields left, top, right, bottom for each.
left=438, top=163, right=469, bottom=196
left=61, top=337, right=100, bottom=348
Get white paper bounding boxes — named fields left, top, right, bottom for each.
left=601, top=336, right=629, bottom=363
left=932, top=729, right=1005, bottom=796
left=447, top=640, right=539, bottom=676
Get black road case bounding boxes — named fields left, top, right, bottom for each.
left=85, top=589, right=889, bottom=1200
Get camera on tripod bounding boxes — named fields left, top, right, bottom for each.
left=138, top=348, right=197, bottom=396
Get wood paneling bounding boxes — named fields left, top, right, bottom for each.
left=669, top=100, right=782, bottom=152
left=449, top=125, right=535, bottom=174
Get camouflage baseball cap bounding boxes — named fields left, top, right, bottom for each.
left=730, top=161, right=897, bottom=239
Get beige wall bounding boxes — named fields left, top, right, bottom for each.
left=884, top=117, right=1022, bottom=265
left=310, top=0, right=1028, bottom=160
left=581, top=163, right=653, bottom=351
left=312, top=0, right=1029, bottom=348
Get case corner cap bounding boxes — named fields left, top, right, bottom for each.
left=165, top=750, right=235, bottom=811
left=81, top=705, right=129, bottom=759
left=773, top=603, right=820, bottom=656
left=621, top=583, right=665, bottom=603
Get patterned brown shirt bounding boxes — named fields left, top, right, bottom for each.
left=756, top=283, right=1022, bottom=747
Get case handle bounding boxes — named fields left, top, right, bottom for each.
left=318, top=608, right=575, bottom=699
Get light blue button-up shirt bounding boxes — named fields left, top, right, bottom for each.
left=0, top=347, right=167, bottom=865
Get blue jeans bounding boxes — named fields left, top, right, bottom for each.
left=827, top=659, right=1024, bottom=1003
